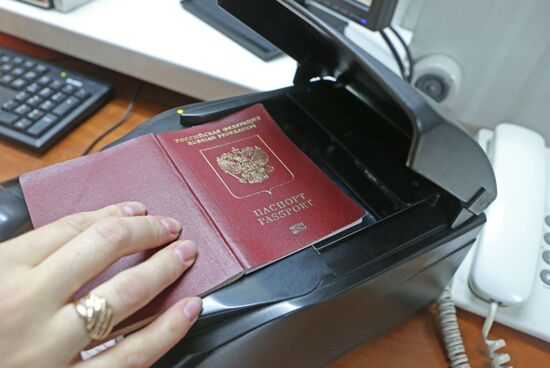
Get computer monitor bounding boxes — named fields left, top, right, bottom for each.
left=305, top=0, right=398, bottom=31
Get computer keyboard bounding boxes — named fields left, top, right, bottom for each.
left=0, top=46, right=112, bottom=152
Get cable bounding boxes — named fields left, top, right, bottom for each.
left=380, top=29, right=408, bottom=81
left=482, top=302, right=512, bottom=368
left=82, top=83, right=143, bottom=156
left=437, top=286, right=471, bottom=368
left=389, top=26, right=414, bottom=82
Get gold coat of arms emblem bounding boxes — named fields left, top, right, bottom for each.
left=216, top=146, right=274, bottom=184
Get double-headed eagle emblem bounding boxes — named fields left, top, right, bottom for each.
left=216, top=146, right=274, bottom=184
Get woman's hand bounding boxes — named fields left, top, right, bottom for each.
left=0, top=202, right=201, bottom=368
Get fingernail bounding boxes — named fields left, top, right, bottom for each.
left=183, top=297, right=202, bottom=321
left=175, top=240, right=197, bottom=262
left=120, top=202, right=146, bottom=216
left=160, top=217, right=181, bottom=235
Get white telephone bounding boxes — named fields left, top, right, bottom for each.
left=448, top=123, right=550, bottom=366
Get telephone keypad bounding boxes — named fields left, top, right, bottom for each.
left=542, top=216, right=550, bottom=287
left=541, top=270, right=550, bottom=286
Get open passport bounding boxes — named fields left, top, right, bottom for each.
left=20, top=104, right=365, bottom=335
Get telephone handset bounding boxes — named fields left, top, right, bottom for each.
left=448, top=123, right=550, bottom=367
left=470, top=123, right=545, bottom=305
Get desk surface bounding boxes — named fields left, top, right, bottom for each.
left=0, top=0, right=297, bottom=101
left=1, top=33, right=549, bottom=367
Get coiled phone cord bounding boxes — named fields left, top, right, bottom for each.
left=437, top=287, right=471, bottom=368
left=482, top=302, right=512, bottom=367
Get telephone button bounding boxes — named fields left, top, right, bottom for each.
left=544, top=233, right=550, bottom=245
left=545, top=215, right=550, bottom=227
left=541, top=270, right=550, bottom=286
left=543, top=250, right=550, bottom=265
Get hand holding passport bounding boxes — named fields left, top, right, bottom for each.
left=21, top=104, right=364, bottom=336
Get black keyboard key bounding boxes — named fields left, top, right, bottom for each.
left=26, top=83, right=41, bottom=93
left=34, top=64, right=49, bottom=74
left=12, top=56, right=24, bottom=65
left=74, top=89, right=90, bottom=100
left=15, top=104, right=31, bottom=116
left=38, top=75, right=52, bottom=85
left=0, top=64, right=12, bottom=72
left=27, top=109, right=45, bottom=121
left=10, top=78, right=26, bottom=90
left=27, top=95, right=44, bottom=107
left=49, top=79, right=64, bottom=89
left=27, top=113, right=58, bottom=136
left=39, top=87, right=54, bottom=98
left=14, top=118, right=33, bottom=131
left=0, top=55, right=10, bottom=63
left=23, top=71, right=38, bottom=81
left=23, top=60, right=35, bottom=69
left=61, top=84, right=77, bottom=94
left=11, top=67, right=24, bottom=77
left=53, top=96, right=80, bottom=116
left=2, top=100, right=19, bottom=111
left=0, top=74, right=14, bottom=85
left=15, top=91, right=29, bottom=102
left=39, top=100, right=55, bottom=111
left=0, top=110, right=18, bottom=125
left=51, top=92, right=66, bottom=103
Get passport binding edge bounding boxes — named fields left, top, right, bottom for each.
left=151, top=133, right=245, bottom=270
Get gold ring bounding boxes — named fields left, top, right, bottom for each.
left=74, top=293, right=114, bottom=341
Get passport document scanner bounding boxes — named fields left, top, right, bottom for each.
left=0, top=1, right=497, bottom=366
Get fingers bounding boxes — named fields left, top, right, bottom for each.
left=76, top=297, right=203, bottom=368
left=1, top=202, right=147, bottom=266
left=93, top=240, right=197, bottom=326
left=37, top=215, right=182, bottom=300
left=50, top=240, right=197, bottom=355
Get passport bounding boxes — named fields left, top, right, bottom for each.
left=20, top=104, right=364, bottom=335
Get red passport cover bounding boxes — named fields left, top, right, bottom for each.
left=20, top=104, right=364, bottom=332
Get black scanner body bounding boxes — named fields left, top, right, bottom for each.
left=0, top=1, right=497, bottom=367
left=106, top=82, right=489, bottom=368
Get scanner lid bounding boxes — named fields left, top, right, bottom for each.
left=219, top=0, right=496, bottom=215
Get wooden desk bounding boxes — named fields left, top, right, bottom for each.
left=1, top=34, right=549, bottom=367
